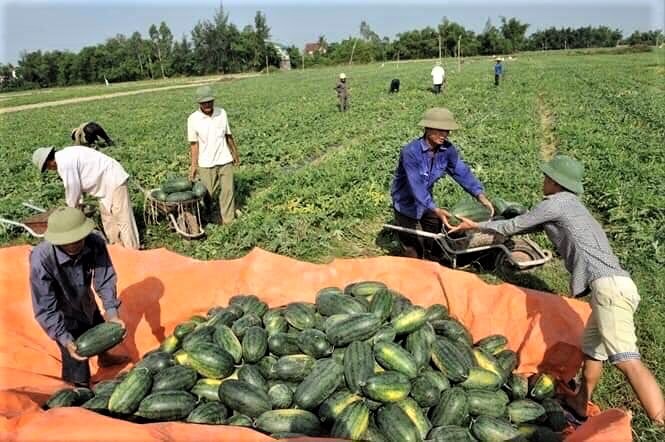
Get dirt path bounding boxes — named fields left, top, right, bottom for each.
left=0, top=73, right=260, bottom=114
left=537, top=93, right=558, bottom=160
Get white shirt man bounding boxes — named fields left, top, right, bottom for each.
left=187, top=85, right=240, bottom=224
left=187, top=108, right=233, bottom=168
left=32, top=145, right=140, bottom=249
left=431, top=64, right=445, bottom=85
left=431, top=63, right=446, bottom=94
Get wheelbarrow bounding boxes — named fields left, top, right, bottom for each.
left=382, top=223, right=552, bottom=273
left=138, top=184, right=206, bottom=240
left=0, top=203, right=50, bottom=238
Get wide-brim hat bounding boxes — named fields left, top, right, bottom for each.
left=196, top=85, right=215, bottom=103
left=32, top=147, right=55, bottom=173
left=540, top=155, right=584, bottom=194
left=419, top=107, right=460, bottom=131
left=339, top=73, right=347, bottom=79
left=44, top=207, right=95, bottom=245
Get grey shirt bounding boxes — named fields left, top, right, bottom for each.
left=335, top=81, right=348, bottom=97
left=479, top=191, right=629, bottom=296
left=29, top=233, right=120, bottom=346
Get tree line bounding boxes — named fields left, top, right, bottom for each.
left=1, top=6, right=662, bottom=91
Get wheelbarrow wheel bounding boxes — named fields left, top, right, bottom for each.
left=494, top=238, right=542, bottom=277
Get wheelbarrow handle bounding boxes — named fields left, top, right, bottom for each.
left=0, top=217, right=45, bottom=238
left=22, top=202, right=46, bottom=213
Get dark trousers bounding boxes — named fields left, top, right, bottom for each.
left=495, top=74, right=500, bottom=86
left=432, top=83, right=442, bottom=94
left=56, top=309, right=105, bottom=386
left=393, top=209, right=442, bottom=259
left=338, top=95, right=349, bottom=112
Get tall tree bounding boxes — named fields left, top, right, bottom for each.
left=500, top=17, right=529, bottom=52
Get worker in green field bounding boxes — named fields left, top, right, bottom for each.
left=29, top=207, right=128, bottom=387
left=32, top=145, right=140, bottom=249
left=431, top=61, right=445, bottom=94
left=450, top=155, right=665, bottom=426
left=187, top=85, right=241, bottom=225
left=335, top=73, right=349, bottom=112
left=494, top=58, right=504, bottom=86
left=390, top=107, right=494, bottom=259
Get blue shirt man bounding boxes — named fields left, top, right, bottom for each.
left=29, top=207, right=128, bottom=386
left=495, top=59, right=503, bottom=85
left=390, top=108, right=493, bottom=258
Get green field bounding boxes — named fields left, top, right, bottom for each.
left=1, top=50, right=664, bottom=439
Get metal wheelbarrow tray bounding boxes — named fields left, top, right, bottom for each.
left=382, top=223, right=552, bottom=271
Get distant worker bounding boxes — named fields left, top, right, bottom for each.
left=335, top=73, right=349, bottom=112
left=449, top=155, right=665, bottom=426
left=390, top=108, right=494, bottom=259
left=29, top=207, right=128, bottom=388
left=431, top=61, right=445, bottom=94
left=71, top=122, right=114, bottom=147
left=187, top=85, right=240, bottom=225
left=389, top=78, right=400, bottom=93
left=32, top=145, right=140, bottom=249
left=494, top=58, right=504, bottom=86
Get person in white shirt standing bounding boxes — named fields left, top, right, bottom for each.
left=431, top=61, right=445, bottom=94
left=32, top=146, right=140, bottom=249
left=187, top=85, right=240, bottom=225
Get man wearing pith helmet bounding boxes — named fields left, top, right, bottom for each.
left=450, top=155, right=665, bottom=425
left=29, top=207, right=128, bottom=388
left=32, top=145, right=139, bottom=249
left=390, top=107, right=493, bottom=258
left=334, top=73, right=349, bottom=112
left=187, top=85, right=240, bottom=225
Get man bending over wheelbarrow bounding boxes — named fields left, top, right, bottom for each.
left=29, top=207, right=129, bottom=388
left=390, top=107, right=494, bottom=258
left=32, top=145, right=139, bottom=249
left=450, top=155, right=665, bottom=426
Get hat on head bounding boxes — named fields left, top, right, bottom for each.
left=339, top=73, right=346, bottom=79
left=540, top=155, right=584, bottom=194
left=32, top=147, right=55, bottom=173
left=44, top=207, right=95, bottom=245
left=419, top=107, right=460, bottom=131
left=196, top=85, right=215, bottom=103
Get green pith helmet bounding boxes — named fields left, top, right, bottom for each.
left=44, top=207, right=95, bottom=245
left=196, top=85, right=215, bottom=103
left=540, top=154, right=584, bottom=194
left=419, top=107, right=460, bottom=131
left=32, top=147, right=55, bottom=172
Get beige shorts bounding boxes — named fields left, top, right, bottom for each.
left=582, top=275, right=640, bottom=364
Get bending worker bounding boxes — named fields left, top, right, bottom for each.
left=32, top=145, right=140, bottom=249
left=450, top=155, right=665, bottom=425
left=390, top=107, right=493, bottom=259
left=29, top=207, right=128, bottom=387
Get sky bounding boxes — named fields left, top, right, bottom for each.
left=1, top=0, right=664, bottom=64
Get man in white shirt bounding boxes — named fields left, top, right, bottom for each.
left=32, top=146, right=140, bottom=249
left=187, top=85, right=240, bottom=225
left=431, top=61, right=445, bottom=94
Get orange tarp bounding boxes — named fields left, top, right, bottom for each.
left=0, top=245, right=631, bottom=441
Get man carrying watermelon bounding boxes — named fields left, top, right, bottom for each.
left=187, top=85, right=241, bottom=225
left=29, top=207, right=129, bottom=388
left=449, top=155, right=665, bottom=425
left=390, top=107, right=494, bottom=258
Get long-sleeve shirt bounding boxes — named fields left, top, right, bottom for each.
left=29, top=233, right=120, bottom=346
left=494, top=63, right=503, bottom=75
left=479, top=191, right=629, bottom=296
left=55, top=146, right=129, bottom=211
left=391, top=138, right=484, bottom=220
left=335, top=81, right=348, bottom=97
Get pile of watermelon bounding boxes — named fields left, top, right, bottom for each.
left=45, top=282, right=570, bottom=441
left=150, top=177, right=207, bottom=203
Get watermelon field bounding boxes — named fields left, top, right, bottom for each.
left=1, top=49, right=664, bottom=439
